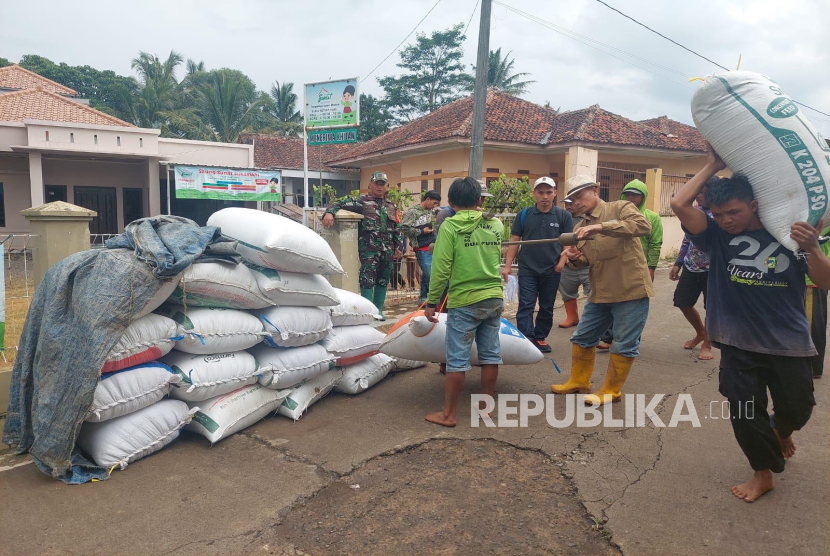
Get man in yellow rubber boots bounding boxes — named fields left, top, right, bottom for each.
left=551, top=175, right=654, bottom=405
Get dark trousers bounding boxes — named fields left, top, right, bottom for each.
left=517, top=272, right=561, bottom=341
left=806, top=287, right=827, bottom=377
left=719, top=345, right=815, bottom=473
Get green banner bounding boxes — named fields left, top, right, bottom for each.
left=308, top=129, right=358, bottom=145
left=174, top=166, right=281, bottom=202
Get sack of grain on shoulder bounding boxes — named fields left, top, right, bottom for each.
left=102, top=313, right=180, bottom=373
left=78, top=399, right=196, bottom=470
left=335, top=353, right=394, bottom=395
left=155, top=305, right=264, bottom=354
left=380, top=311, right=544, bottom=366
left=162, top=350, right=260, bottom=402
left=691, top=71, right=830, bottom=251
left=207, top=208, right=344, bottom=275
left=169, top=261, right=272, bottom=310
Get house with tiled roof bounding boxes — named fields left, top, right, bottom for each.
left=0, top=67, right=256, bottom=234
left=327, top=90, right=707, bottom=216
left=238, top=134, right=359, bottom=206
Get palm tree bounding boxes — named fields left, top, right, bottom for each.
left=196, top=69, right=264, bottom=143
left=185, top=59, right=205, bottom=78
left=126, top=51, right=184, bottom=128
left=474, top=48, right=535, bottom=96
left=131, top=50, right=183, bottom=86
left=270, top=81, right=302, bottom=123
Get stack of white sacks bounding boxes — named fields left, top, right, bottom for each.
left=77, top=208, right=422, bottom=473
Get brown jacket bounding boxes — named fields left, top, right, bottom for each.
left=571, top=199, right=654, bottom=303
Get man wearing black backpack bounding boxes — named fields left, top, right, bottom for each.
left=502, top=177, right=573, bottom=352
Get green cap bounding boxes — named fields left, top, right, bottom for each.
left=371, top=171, right=389, bottom=184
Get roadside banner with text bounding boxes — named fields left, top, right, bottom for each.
left=175, top=166, right=282, bottom=201
left=308, top=128, right=358, bottom=145
left=305, top=78, right=359, bottom=129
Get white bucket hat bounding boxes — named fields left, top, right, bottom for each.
left=563, top=174, right=598, bottom=201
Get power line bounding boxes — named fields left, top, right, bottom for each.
left=593, top=0, right=728, bottom=71
left=593, top=0, right=830, bottom=119
left=494, top=2, right=692, bottom=89
left=360, top=0, right=444, bottom=84
left=464, top=0, right=481, bottom=37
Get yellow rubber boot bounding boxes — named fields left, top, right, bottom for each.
left=584, top=353, right=634, bottom=406
left=551, top=344, right=595, bottom=394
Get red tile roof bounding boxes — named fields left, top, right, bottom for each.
left=0, top=64, right=78, bottom=96
left=327, top=90, right=705, bottom=165
left=238, top=134, right=358, bottom=173
left=0, top=87, right=132, bottom=127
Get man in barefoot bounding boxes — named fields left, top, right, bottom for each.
left=669, top=177, right=717, bottom=361
left=671, top=143, right=830, bottom=503
left=424, top=177, right=504, bottom=427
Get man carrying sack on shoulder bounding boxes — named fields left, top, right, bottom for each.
left=551, top=175, right=654, bottom=405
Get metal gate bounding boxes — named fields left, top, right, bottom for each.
left=595, top=166, right=647, bottom=202
left=659, top=174, right=692, bottom=216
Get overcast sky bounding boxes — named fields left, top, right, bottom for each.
left=2, top=0, right=829, bottom=136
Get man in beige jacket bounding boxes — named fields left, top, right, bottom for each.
left=551, top=175, right=654, bottom=405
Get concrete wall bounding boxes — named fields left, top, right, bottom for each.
left=0, top=155, right=33, bottom=233
left=25, top=121, right=159, bottom=157
left=159, top=138, right=254, bottom=168
left=661, top=215, right=684, bottom=261
left=0, top=124, right=27, bottom=152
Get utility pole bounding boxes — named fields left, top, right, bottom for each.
left=468, top=0, right=492, bottom=181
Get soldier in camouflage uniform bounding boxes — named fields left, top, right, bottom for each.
left=322, top=171, right=402, bottom=320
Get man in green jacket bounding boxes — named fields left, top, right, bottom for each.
left=424, top=177, right=504, bottom=427
left=598, top=179, right=662, bottom=349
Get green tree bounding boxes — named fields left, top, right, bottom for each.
left=268, top=80, right=302, bottom=136
left=378, top=24, right=473, bottom=123
left=473, top=48, right=534, bottom=96
left=357, top=94, right=393, bottom=141
left=122, top=51, right=184, bottom=128
left=195, top=68, right=265, bottom=143
left=482, top=175, right=533, bottom=214
left=0, top=57, right=11, bottom=68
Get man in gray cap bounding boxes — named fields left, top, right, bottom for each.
left=551, top=174, right=653, bottom=406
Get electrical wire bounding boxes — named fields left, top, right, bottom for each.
left=494, top=1, right=692, bottom=89
left=360, top=0, right=444, bottom=84
left=593, top=0, right=830, bottom=119
left=464, top=0, right=481, bottom=37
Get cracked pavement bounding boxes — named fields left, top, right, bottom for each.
left=0, top=268, right=828, bottom=555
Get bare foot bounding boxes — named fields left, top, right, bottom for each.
left=684, top=334, right=704, bottom=349
left=731, top=470, right=774, bottom=503
left=425, top=411, right=456, bottom=427
left=774, top=430, right=796, bottom=459
left=698, top=343, right=714, bottom=360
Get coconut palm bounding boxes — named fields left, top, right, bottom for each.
left=473, top=48, right=535, bottom=96
left=270, top=81, right=302, bottom=123
left=196, top=69, right=265, bottom=143
left=185, top=59, right=205, bottom=77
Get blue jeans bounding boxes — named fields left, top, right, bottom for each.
left=446, top=298, right=504, bottom=373
left=570, top=298, right=650, bottom=358
left=416, top=249, right=432, bottom=302
left=517, top=272, right=561, bottom=340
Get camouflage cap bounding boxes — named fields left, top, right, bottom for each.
left=371, top=171, right=389, bottom=184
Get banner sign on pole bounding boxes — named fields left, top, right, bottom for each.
left=174, top=166, right=282, bottom=202
left=305, top=78, right=360, bottom=129
left=308, top=128, right=358, bottom=146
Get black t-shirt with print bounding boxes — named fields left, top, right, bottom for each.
left=511, top=206, right=574, bottom=276
left=688, top=217, right=816, bottom=357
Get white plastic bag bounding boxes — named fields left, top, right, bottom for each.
left=247, top=264, right=340, bottom=307
left=505, top=274, right=518, bottom=303
left=251, top=343, right=336, bottom=390
left=169, top=261, right=272, bottom=309
left=319, top=325, right=385, bottom=366
left=277, top=369, right=343, bottom=420
left=328, top=288, right=380, bottom=326
left=691, top=71, right=830, bottom=251
left=335, top=354, right=394, bottom=394
left=380, top=311, right=544, bottom=366
left=78, top=399, right=196, bottom=470
left=162, top=350, right=260, bottom=402
left=186, top=383, right=288, bottom=444
left=207, top=208, right=344, bottom=275
left=87, top=362, right=181, bottom=422
left=256, top=306, right=333, bottom=348
left=155, top=305, right=265, bottom=355
left=102, top=314, right=179, bottom=373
